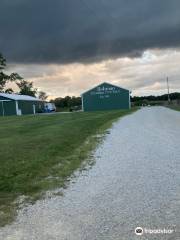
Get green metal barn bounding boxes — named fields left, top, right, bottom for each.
left=81, top=82, right=131, bottom=111
left=0, top=93, right=44, bottom=116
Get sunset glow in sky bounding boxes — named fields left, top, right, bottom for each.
left=1, top=0, right=180, bottom=98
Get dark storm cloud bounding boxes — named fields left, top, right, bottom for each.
left=0, top=0, right=180, bottom=63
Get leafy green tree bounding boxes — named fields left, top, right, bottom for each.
left=53, top=96, right=82, bottom=108
left=0, top=53, right=22, bottom=92
left=5, top=88, right=14, bottom=94
left=38, top=91, right=48, bottom=101
left=16, top=80, right=37, bottom=97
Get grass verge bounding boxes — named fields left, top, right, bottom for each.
left=168, top=105, right=180, bottom=111
left=0, top=108, right=138, bottom=226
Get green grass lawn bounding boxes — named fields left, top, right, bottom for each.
left=0, top=109, right=137, bottom=226
left=168, top=105, right=180, bottom=111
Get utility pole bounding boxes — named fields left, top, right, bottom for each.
left=167, top=77, right=170, bottom=104
left=1, top=101, right=5, bottom=116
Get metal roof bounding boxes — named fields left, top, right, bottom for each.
left=0, top=93, right=41, bottom=101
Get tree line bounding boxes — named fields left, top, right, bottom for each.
left=131, top=92, right=180, bottom=106
left=51, top=96, right=82, bottom=109
left=131, top=92, right=180, bottom=102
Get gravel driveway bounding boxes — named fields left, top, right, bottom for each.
left=0, top=107, right=180, bottom=240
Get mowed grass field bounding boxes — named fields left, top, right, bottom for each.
left=0, top=109, right=136, bottom=226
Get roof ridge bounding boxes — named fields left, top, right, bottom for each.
left=0, top=93, right=41, bottom=101
left=81, top=82, right=130, bottom=95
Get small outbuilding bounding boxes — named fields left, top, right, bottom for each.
left=81, top=82, right=131, bottom=111
left=0, top=93, right=44, bottom=116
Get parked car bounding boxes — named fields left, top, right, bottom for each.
left=44, top=102, right=56, bottom=112
left=69, top=105, right=82, bottom=112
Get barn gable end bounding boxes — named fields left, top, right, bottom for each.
left=82, top=82, right=130, bottom=111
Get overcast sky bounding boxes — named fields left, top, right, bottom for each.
left=1, top=0, right=180, bottom=98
